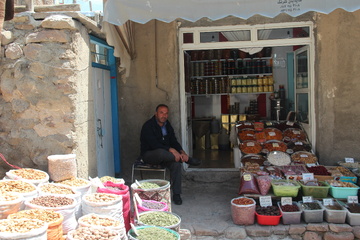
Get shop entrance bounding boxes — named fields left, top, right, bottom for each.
left=179, top=23, right=315, bottom=169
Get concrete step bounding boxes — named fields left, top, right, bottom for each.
left=183, top=168, right=240, bottom=183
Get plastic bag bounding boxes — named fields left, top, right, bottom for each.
left=238, top=172, right=260, bottom=195
left=97, top=182, right=131, bottom=232
left=256, top=175, right=272, bottom=195
left=47, top=154, right=77, bottom=182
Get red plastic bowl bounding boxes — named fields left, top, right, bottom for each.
left=255, top=212, right=282, bottom=225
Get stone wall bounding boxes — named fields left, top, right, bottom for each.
left=0, top=13, right=95, bottom=178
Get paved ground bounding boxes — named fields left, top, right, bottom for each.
left=172, top=175, right=242, bottom=239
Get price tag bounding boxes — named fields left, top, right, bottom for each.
left=302, top=173, right=314, bottom=181
left=247, top=142, right=255, bottom=147
left=281, top=197, right=292, bottom=206
left=273, top=143, right=279, bottom=147
left=295, top=142, right=303, bottom=145
left=348, top=196, right=358, bottom=204
left=293, top=130, right=301, bottom=135
left=267, top=167, right=275, bottom=171
left=302, top=196, right=313, bottom=203
left=306, top=163, right=316, bottom=167
left=243, top=174, right=252, bottom=181
left=245, top=122, right=251, bottom=125
left=260, top=196, right=272, bottom=207
left=269, top=132, right=276, bottom=136
left=323, top=198, right=334, bottom=206
left=345, top=158, right=355, bottom=163
left=300, top=154, right=308, bottom=158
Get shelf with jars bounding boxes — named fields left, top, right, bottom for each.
left=189, top=57, right=274, bottom=96
left=190, top=57, right=273, bottom=77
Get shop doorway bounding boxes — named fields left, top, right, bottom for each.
left=179, top=23, right=315, bottom=169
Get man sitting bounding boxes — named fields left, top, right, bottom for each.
left=140, top=104, right=201, bottom=205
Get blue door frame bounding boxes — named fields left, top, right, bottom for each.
left=90, top=35, right=121, bottom=176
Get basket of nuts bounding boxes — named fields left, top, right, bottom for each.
left=8, top=209, right=64, bottom=240
left=66, top=226, right=123, bottom=240
left=38, top=183, right=82, bottom=219
left=55, top=177, right=91, bottom=197
left=0, top=219, right=48, bottom=239
left=78, top=213, right=125, bottom=233
left=25, top=195, right=78, bottom=234
left=0, top=192, right=23, bottom=219
left=6, top=168, right=49, bottom=186
left=82, top=193, right=123, bottom=221
left=0, top=180, right=37, bottom=207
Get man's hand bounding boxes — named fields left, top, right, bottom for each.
left=180, top=150, right=189, bottom=163
left=169, top=148, right=182, bottom=162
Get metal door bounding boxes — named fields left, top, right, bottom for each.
left=93, top=68, right=115, bottom=177
left=294, top=46, right=313, bottom=143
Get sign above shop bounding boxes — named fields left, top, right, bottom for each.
left=104, top=0, right=360, bottom=25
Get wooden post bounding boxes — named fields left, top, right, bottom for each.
left=26, top=0, right=34, bottom=12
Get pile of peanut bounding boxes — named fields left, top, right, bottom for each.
left=40, top=183, right=75, bottom=195
left=85, top=193, right=120, bottom=203
left=80, top=214, right=121, bottom=227
left=69, top=227, right=119, bottom=240
left=0, top=219, right=46, bottom=233
left=9, top=209, right=62, bottom=224
left=0, top=180, right=36, bottom=193
left=30, top=195, right=74, bottom=207
left=11, top=168, right=47, bottom=180
left=56, top=177, right=89, bottom=187
left=0, top=192, right=20, bottom=201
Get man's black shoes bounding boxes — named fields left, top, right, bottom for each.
left=187, top=158, right=201, bottom=166
left=173, top=194, right=182, bottom=205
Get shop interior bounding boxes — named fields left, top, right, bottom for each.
left=183, top=36, right=309, bottom=168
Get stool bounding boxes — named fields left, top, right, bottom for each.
left=131, top=159, right=166, bottom=183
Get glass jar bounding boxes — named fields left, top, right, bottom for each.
left=269, top=85, right=274, bottom=92
left=268, top=76, right=274, bottom=85
left=247, top=78, right=252, bottom=85
left=258, top=85, right=264, bottom=92
left=231, top=86, right=237, bottom=93
left=257, top=77, right=263, bottom=86
left=242, top=86, right=247, bottom=93
left=248, top=86, right=253, bottom=93
left=263, top=76, right=269, bottom=85
left=237, top=86, right=242, bottom=93
left=252, top=78, right=258, bottom=85
left=263, top=85, right=269, bottom=92
left=242, top=78, right=247, bottom=86
left=253, top=86, right=258, bottom=93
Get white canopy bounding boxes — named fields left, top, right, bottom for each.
left=103, top=0, right=360, bottom=26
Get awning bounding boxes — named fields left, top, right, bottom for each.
left=103, top=0, right=360, bottom=26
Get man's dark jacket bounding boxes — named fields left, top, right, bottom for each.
left=140, top=116, right=183, bottom=156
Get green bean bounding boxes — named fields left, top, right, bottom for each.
left=134, top=227, right=178, bottom=240
left=139, top=212, right=179, bottom=227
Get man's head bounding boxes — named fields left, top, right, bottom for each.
left=155, top=104, right=169, bottom=126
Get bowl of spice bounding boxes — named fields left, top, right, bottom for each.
left=137, top=211, right=181, bottom=232
left=255, top=205, right=282, bottom=225
left=128, top=225, right=180, bottom=240
left=137, top=200, right=168, bottom=213
left=230, top=197, right=256, bottom=225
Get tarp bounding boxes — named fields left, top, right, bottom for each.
left=103, top=0, right=360, bottom=26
